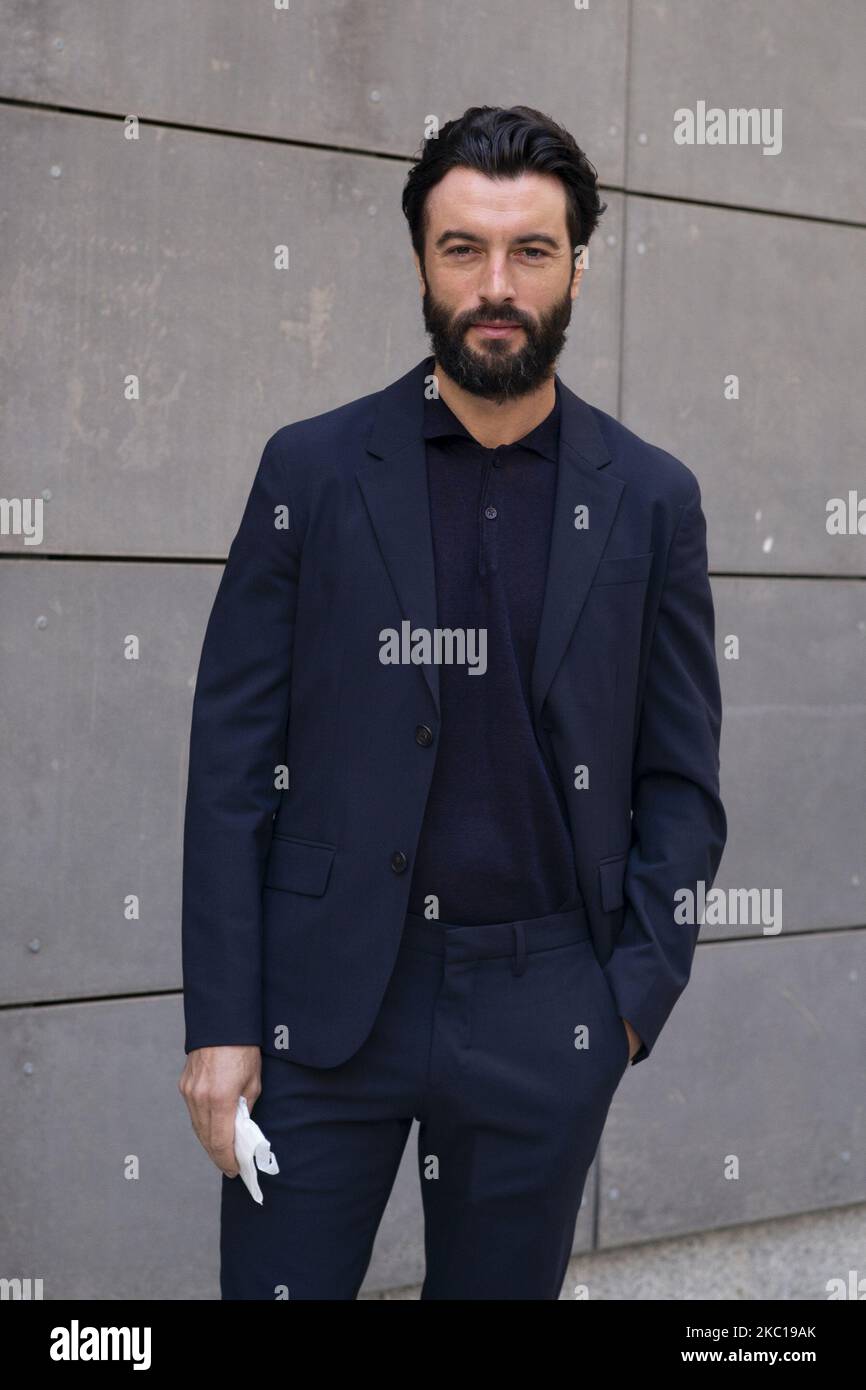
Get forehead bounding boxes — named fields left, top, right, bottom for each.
left=425, top=167, right=569, bottom=237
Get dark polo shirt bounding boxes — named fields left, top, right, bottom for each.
left=406, top=375, right=583, bottom=926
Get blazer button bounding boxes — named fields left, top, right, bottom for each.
left=415, top=724, right=433, bottom=746
left=391, top=851, right=408, bottom=873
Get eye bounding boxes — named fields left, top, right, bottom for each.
left=519, top=247, right=548, bottom=259
left=446, top=245, right=477, bottom=257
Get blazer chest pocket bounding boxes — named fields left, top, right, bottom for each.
left=598, top=853, right=627, bottom=912
left=264, top=835, right=336, bottom=896
left=591, top=551, right=653, bottom=588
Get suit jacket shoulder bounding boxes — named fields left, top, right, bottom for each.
left=253, top=381, right=384, bottom=538
left=585, top=401, right=702, bottom=509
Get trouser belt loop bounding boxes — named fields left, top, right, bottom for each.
left=511, top=921, right=527, bottom=976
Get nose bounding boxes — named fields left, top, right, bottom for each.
left=475, top=252, right=516, bottom=304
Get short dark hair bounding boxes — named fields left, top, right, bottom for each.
left=402, top=105, right=607, bottom=269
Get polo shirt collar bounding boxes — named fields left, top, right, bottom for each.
left=423, top=374, right=561, bottom=463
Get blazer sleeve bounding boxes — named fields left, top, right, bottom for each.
left=601, top=481, right=727, bottom=1065
left=181, top=430, right=299, bottom=1052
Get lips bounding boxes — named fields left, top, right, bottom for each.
left=471, top=322, right=522, bottom=337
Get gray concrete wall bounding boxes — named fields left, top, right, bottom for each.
left=1, top=1, right=863, bottom=1299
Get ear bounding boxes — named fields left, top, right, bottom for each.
left=412, top=249, right=426, bottom=297
left=571, top=254, right=585, bottom=300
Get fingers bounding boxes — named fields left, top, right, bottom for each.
left=242, top=1082, right=262, bottom=1116
left=178, top=1045, right=263, bottom=1175
left=205, top=1098, right=240, bottom=1176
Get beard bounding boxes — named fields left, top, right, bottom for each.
left=421, top=278, right=574, bottom=401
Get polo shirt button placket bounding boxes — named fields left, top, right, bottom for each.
left=482, top=452, right=500, bottom=574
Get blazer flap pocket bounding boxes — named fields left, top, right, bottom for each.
left=599, top=854, right=627, bottom=912
left=265, top=835, right=336, bottom=896
left=592, top=551, right=653, bottom=587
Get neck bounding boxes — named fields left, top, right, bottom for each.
left=432, top=358, right=557, bottom=449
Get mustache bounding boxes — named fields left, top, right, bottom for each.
left=462, top=311, right=529, bottom=328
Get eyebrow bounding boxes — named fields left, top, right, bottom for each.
left=434, top=229, right=562, bottom=250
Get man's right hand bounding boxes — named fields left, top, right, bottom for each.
left=178, top=1045, right=262, bottom=1177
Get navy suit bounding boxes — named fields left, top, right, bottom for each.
left=182, top=354, right=726, bottom=1298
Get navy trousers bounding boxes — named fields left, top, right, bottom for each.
left=220, top=903, right=630, bottom=1300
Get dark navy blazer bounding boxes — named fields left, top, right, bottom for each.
left=181, top=354, right=727, bottom=1068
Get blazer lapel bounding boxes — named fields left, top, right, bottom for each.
left=357, top=359, right=441, bottom=716
left=356, top=356, right=625, bottom=728
left=529, top=380, right=624, bottom=729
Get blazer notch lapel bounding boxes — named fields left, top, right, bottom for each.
left=530, top=438, right=624, bottom=729
left=356, top=437, right=440, bottom=717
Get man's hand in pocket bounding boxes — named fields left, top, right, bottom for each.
left=623, top=1019, right=641, bottom=1063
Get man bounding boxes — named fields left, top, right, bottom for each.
left=179, top=105, right=726, bottom=1300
